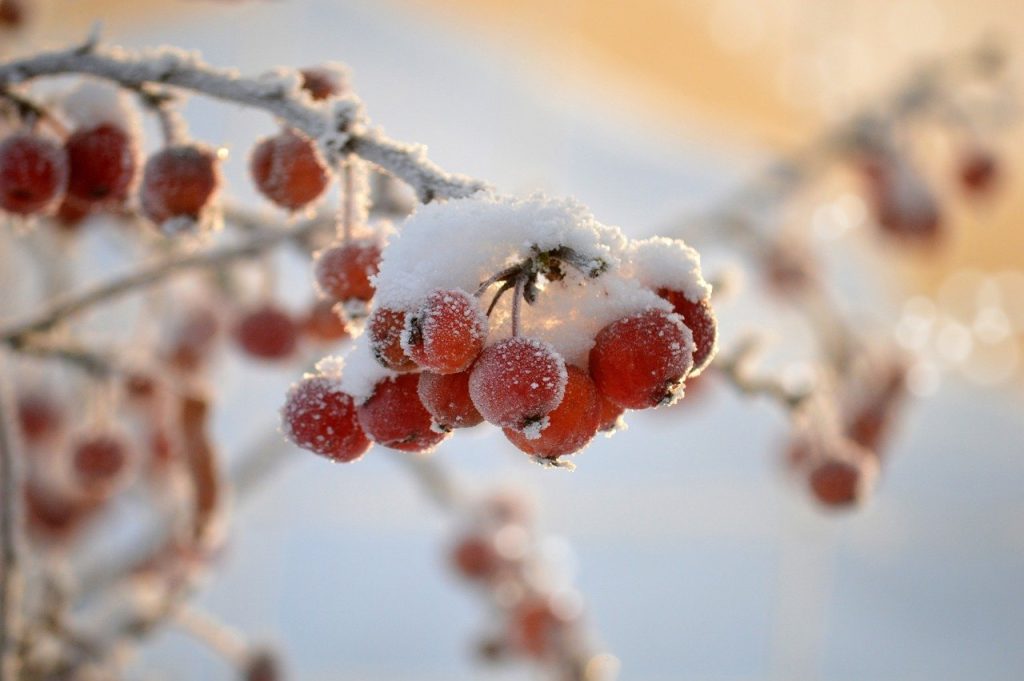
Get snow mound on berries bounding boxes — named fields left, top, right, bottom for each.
left=62, top=81, right=140, bottom=134
left=375, top=193, right=688, bottom=366
left=625, top=237, right=711, bottom=302
left=374, top=193, right=626, bottom=309
left=335, top=343, right=396, bottom=404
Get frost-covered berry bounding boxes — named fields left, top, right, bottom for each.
left=504, top=365, right=600, bottom=459
left=234, top=304, right=298, bottom=361
left=301, top=299, right=349, bottom=343
left=314, top=240, right=380, bottom=302
left=450, top=534, right=501, bottom=581
left=64, top=123, right=137, bottom=205
left=0, top=131, right=67, bottom=215
left=250, top=128, right=329, bottom=211
left=356, top=374, right=449, bottom=452
left=72, top=432, right=130, bottom=492
left=469, top=337, right=567, bottom=431
left=418, top=369, right=483, bottom=431
left=596, top=392, right=624, bottom=433
left=656, top=288, right=717, bottom=375
left=141, top=143, right=220, bottom=231
left=959, top=148, right=999, bottom=196
left=300, top=66, right=347, bottom=101
left=164, top=304, right=221, bottom=373
left=367, top=307, right=418, bottom=372
left=509, top=599, right=570, bottom=659
left=808, top=456, right=875, bottom=509
left=281, top=374, right=371, bottom=463
left=17, top=390, right=63, bottom=445
left=589, top=308, right=693, bottom=409
left=403, top=288, right=487, bottom=374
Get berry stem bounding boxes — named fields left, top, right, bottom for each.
left=511, top=275, right=524, bottom=338
left=337, top=155, right=367, bottom=243
left=172, top=605, right=250, bottom=668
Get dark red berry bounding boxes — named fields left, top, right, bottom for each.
left=0, top=132, right=67, bottom=215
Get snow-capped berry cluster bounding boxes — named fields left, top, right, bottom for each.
left=281, top=194, right=718, bottom=465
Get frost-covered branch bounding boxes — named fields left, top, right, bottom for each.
left=0, top=213, right=331, bottom=346
left=0, top=39, right=489, bottom=201
left=0, top=358, right=22, bottom=681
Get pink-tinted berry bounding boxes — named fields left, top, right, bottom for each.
left=450, top=534, right=501, bottom=581
left=234, top=304, right=298, bottom=361
left=589, top=308, right=693, bottom=409
left=141, top=144, right=220, bottom=229
left=417, top=369, right=483, bottom=431
left=469, top=337, right=567, bottom=431
left=281, top=375, right=371, bottom=462
left=367, top=307, right=418, bottom=372
left=64, top=123, right=137, bottom=205
left=404, top=288, right=486, bottom=374
left=300, top=67, right=346, bottom=101
left=250, top=128, right=329, bottom=211
left=657, top=289, right=717, bottom=375
left=314, top=241, right=380, bottom=302
left=0, top=131, right=67, bottom=215
left=356, top=374, right=449, bottom=453
left=504, top=365, right=600, bottom=459
left=301, top=299, right=349, bottom=343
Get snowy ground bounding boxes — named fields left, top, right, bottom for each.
left=20, top=1, right=1024, bottom=679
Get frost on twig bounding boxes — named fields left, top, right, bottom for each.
left=0, top=39, right=489, bottom=201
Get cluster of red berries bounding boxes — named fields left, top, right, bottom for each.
left=447, top=493, right=591, bottom=667
left=0, top=66, right=347, bottom=233
left=786, top=357, right=908, bottom=509
left=281, top=197, right=718, bottom=466
left=853, top=140, right=1001, bottom=248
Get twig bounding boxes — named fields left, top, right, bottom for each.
left=713, top=338, right=812, bottom=411
left=0, top=353, right=22, bottom=681
left=0, top=40, right=489, bottom=201
left=0, top=215, right=330, bottom=345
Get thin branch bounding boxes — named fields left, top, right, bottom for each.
left=0, top=40, right=489, bottom=201
left=0, top=215, right=330, bottom=345
left=712, top=339, right=812, bottom=411
left=0, top=353, right=22, bottom=681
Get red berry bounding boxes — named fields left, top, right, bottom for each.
left=404, top=288, right=486, bottom=374
left=0, top=0, right=27, bottom=28
left=808, top=457, right=871, bottom=508
left=244, top=649, right=282, bottom=681
left=356, top=374, right=448, bottom=453
left=164, top=304, right=221, bottom=373
left=509, top=599, right=569, bottom=659
left=367, top=307, right=417, bottom=372
left=301, top=299, right=349, bottom=343
left=141, top=144, right=220, bottom=230
left=0, top=132, right=67, bottom=215
left=657, top=288, right=717, bottom=374
left=861, top=157, right=942, bottom=245
left=596, top=391, right=624, bottom=433
left=72, top=432, right=130, bottom=491
left=64, top=123, right=137, bottom=205
left=589, top=308, right=693, bottom=409
left=417, top=369, right=483, bottom=431
left=314, top=241, right=380, bottom=302
left=468, top=337, right=567, bottom=431
left=234, top=304, right=298, bottom=361
left=959, top=149, right=999, bottom=196
left=16, top=390, right=63, bottom=445
left=23, top=481, right=92, bottom=540
left=54, top=196, right=92, bottom=231
left=504, top=365, right=600, bottom=460
left=250, top=128, right=329, bottom=211
left=450, top=534, right=501, bottom=581
left=281, top=375, right=371, bottom=463
left=300, top=66, right=346, bottom=101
